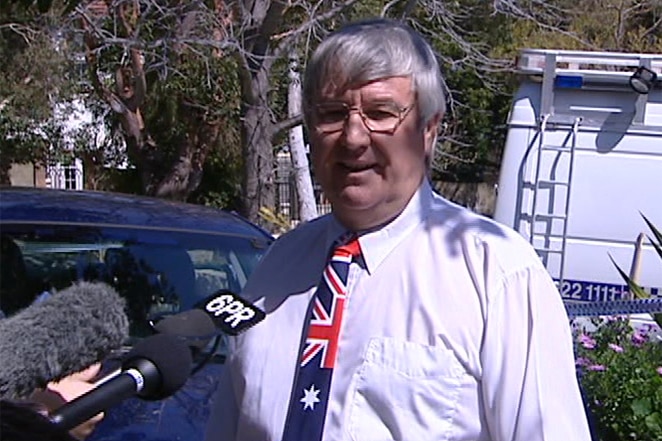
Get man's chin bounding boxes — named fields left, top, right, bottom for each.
left=334, top=186, right=377, bottom=210
left=328, top=190, right=382, bottom=226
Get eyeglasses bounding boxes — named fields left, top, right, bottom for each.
left=312, top=101, right=415, bottom=134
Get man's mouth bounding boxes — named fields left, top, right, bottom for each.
left=340, top=163, right=374, bottom=173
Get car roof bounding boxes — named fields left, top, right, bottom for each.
left=0, top=187, right=272, bottom=239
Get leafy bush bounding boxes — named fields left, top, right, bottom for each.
left=575, top=214, right=662, bottom=440
left=610, top=214, right=662, bottom=328
left=575, top=317, right=662, bottom=440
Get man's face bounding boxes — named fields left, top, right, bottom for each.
left=309, top=76, right=439, bottom=230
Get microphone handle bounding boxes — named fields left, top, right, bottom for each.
left=50, top=359, right=159, bottom=431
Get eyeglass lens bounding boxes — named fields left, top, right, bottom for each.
left=315, top=102, right=407, bottom=133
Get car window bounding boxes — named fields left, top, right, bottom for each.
left=0, top=224, right=270, bottom=339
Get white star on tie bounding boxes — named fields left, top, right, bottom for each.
left=300, top=384, right=321, bottom=410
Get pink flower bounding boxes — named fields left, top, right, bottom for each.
left=632, top=332, right=647, bottom=346
left=608, top=343, right=623, bottom=353
left=588, top=364, right=606, bottom=371
left=656, top=367, right=662, bottom=376
left=575, top=357, right=592, bottom=367
left=579, top=334, right=596, bottom=349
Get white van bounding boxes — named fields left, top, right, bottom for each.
left=493, top=49, right=662, bottom=316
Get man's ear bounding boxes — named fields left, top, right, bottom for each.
left=423, top=113, right=442, bottom=157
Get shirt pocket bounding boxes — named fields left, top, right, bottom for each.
left=348, top=337, right=466, bottom=441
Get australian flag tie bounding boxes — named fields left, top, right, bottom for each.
left=281, top=236, right=361, bottom=441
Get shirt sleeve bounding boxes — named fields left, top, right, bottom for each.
left=480, top=266, right=592, bottom=441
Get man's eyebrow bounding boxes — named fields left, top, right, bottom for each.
left=361, top=100, right=408, bottom=109
left=317, top=101, right=348, bottom=106
left=364, top=99, right=400, bottom=105
left=315, top=98, right=403, bottom=106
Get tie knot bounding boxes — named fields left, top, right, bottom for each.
left=333, top=237, right=361, bottom=259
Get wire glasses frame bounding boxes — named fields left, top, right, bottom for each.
left=312, top=101, right=415, bottom=135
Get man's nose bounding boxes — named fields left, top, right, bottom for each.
left=341, top=110, right=370, bottom=148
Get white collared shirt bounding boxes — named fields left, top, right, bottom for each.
left=204, top=180, right=592, bottom=441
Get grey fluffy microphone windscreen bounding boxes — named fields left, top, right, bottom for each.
left=0, top=281, right=129, bottom=399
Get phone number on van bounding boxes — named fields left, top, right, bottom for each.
left=557, top=279, right=660, bottom=302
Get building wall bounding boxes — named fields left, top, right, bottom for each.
left=8, top=162, right=83, bottom=190
left=9, top=164, right=47, bottom=188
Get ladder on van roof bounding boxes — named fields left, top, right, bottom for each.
left=520, top=48, right=661, bottom=286
left=529, top=115, right=581, bottom=286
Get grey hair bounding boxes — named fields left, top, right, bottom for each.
left=302, top=18, right=446, bottom=129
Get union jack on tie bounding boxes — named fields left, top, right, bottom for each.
left=281, top=236, right=361, bottom=441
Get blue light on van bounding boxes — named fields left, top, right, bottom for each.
left=555, top=75, right=583, bottom=88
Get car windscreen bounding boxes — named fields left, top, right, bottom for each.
left=0, top=224, right=270, bottom=339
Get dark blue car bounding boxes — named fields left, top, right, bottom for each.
left=0, top=187, right=274, bottom=440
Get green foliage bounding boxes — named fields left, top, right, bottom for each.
left=0, top=114, right=59, bottom=172
left=568, top=0, right=662, bottom=52
left=611, top=214, right=662, bottom=328
left=142, top=54, right=242, bottom=171
left=0, top=3, right=76, bottom=117
left=0, top=2, right=82, bottom=180
left=1, top=0, right=81, bottom=14
left=258, top=206, right=292, bottom=236
left=190, top=155, right=244, bottom=212
left=506, top=0, right=662, bottom=53
left=581, top=214, right=662, bottom=440
left=0, top=112, right=77, bottom=184
left=407, top=1, right=517, bottom=181
left=575, top=317, right=662, bottom=440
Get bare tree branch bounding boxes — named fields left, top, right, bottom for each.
left=272, top=114, right=303, bottom=134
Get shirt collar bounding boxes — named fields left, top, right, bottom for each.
left=325, top=180, right=432, bottom=274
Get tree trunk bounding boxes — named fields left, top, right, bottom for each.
left=153, top=118, right=219, bottom=201
left=288, top=53, right=318, bottom=222
left=242, top=67, right=275, bottom=226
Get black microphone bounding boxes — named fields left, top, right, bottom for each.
left=0, top=399, right=76, bottom=441
left=90, top=290, right=265, bottom=390
left=0, top=282, right=129, bottom=399
left=147, top=290, right=265, bottom=376
left=50, top=333, right=193, bottom=431
left=152, top=289, right=266, bottom=342
left=152, top=308, right=218, bottom=350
